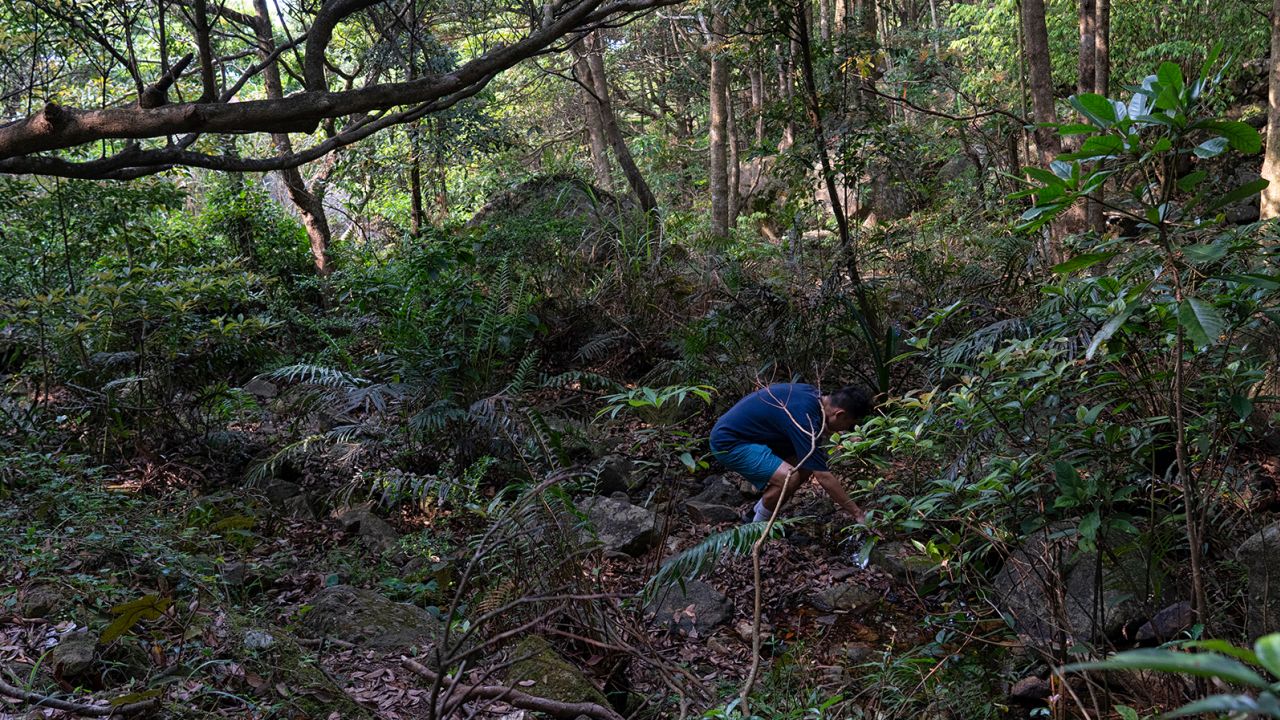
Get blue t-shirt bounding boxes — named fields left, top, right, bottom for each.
left=709, top=383, right=829, bottom=471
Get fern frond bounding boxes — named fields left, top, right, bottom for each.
left=262, top=363, right=363, bottom=389
left=641, top=519, right=798, bottom=602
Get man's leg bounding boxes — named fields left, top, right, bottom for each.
left=755, top=461, right=812, bottom=521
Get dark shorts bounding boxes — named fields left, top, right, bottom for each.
left=709, top=440, right=784, bottom=491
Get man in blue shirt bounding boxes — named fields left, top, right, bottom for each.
left=710, top=384, right=871, bottom=523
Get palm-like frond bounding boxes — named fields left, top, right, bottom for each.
left=641, top=519, right=798, bottom=602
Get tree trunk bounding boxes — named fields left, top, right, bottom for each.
left=576, top=55, right=615, bottom=191
left=409, top=124, right=424, bottom=235
left=709, top=13, right=730, bottom=238
left=1023, top=0, right=1082, bottom=261
left=1078, top=0, right=1096, bottom=97
left=728, top=77, right=741, bottom=228
left=252, top=0, right=333, bottom=275
left=580, top=32, right=657, bottom=217
left=819, top=0, right=832, bottom=42
left=1263, top=0, right=1280, bottom=219
left=1021, top=0, right=1061, bottom=165
left=749, top=65, right=765, bottom=146
left=1095, top=0, right=1110, bottom=95
left=1079, top=0, right=1105, bottom=233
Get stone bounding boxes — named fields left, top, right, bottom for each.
left=17, top=584, right=62, bottom=618
left=263, top=480, right=302, bottom=504
left=590, top=455, right=635, bottom=496
left=937, top=154, right=977, bottom=184
left=688, top=475, right=744, bottom=506
left=870, top=541, right=938, bottom=587
left=243, top=377, right=278, bottom=399
left=1135, top=601, right=1193, bottom=642
left=1009, top=676, right=1051, bottom=702
left=243, top=630, right=276, bottom=650
left=645, top=580, right=732, bottom=636
left=810, top=582, right=879, bottom=614
left=300, top=585, right=440, bottom=650
left=577, top=496, right=657, bottom=557
left=842, top=642, right=874, bottom=664
left=992, top=525, right=1154, bottom=648
left=1238, top=522, right=1280, bottom=639
left=506, top=635, right=608, bottom=706
left=50, top=631, right=97, bottom=679
left=283, top=493, right=318, bottom=521
left=220, top=561, right=248, bottom=587
left=337, top=507, right=400, bottom=553
left=685, top=500, right=740, bottom=524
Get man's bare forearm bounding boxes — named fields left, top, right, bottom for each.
left=813, top=472, right=865, bottom=522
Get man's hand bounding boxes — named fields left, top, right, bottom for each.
left=812, top=471, right=866, bottom=524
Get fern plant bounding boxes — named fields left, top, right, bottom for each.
left=642, top=520, right=797, bottom=602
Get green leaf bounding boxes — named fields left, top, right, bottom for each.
left=1063, top=649, right=1272, bottom=690
left=1157, top=62, right=1185, bottom=93
left=1203, top=120, right=1264, bottom=154
left=1057, top=123, right=1098, bottom=135
left=1255, top=633, right=1280, bottom=678
left=103, top=595, right=171, bottom=644
left=1023, top=167, right=1065, bottom=186
left=1183, top=241, right=1228, bottom=264
left=1179, top=298, right=1226, bottom=347
left=1115, top=706, right=1139, bottom=720
left=1183, top=639, right=1262, bottom=666
left=1078, top=511, right=1101, bottom=542
left=1177, top=171, right=1207, bottom=192
left=1070, top=93, right=1118, bottom=127
left=1231, top=395, right=1254, bottom=422
left=1219, top=273, right=1280, bottom=290
left=1166, top=693, right=1280, bottom=718
left=1205, top=178, right=1270, bottom=213
left=1052, top=252, right=1116, bottom=275
left=1193, top=136, right=1229, bottom=159
left=1087, top=304, right=1138, bottom=360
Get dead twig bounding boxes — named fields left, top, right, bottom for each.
left=0, top=675, right=158, bottom=716
left=401, top=657, right=625, bottom=720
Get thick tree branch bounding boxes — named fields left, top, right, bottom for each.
left=304, top=0, right=384, bottom=91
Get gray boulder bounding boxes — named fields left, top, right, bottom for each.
left=810, top=582, right=880, bottom=614
left=50, top=631, right=97, bottom=679
left=590, top=454, right=635, bottom=496
left=689, top=475, right=744, bottom=506
left=1135, top=600, right=1193, bottom=643
left=337, top=506, right=400, bottom=553
left=686, top=500, right=740, bottom=524
left=992, top=525, right=1153, bottom=648
left=646, top=580, right=732, bottom=636
left=578, top=496, right=658, bottom=556
left=300, top=585, right=440, bottom=650
left=1239, top=522, right=1280, bottom=639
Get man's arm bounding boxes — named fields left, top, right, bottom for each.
left=812, top=471, right=866, bottom=523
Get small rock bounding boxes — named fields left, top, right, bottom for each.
left=263, top=480, right=302, bottom=504
left=685, top=500, right=740, bottom=524
left=1135, top=600, right=1193, bottom=642
left=734, top=618, right=771, bottom=642
left=50, top=631, right=97, bottom=679
left=811, top=582, right=879, bottom=613
left=842, top=642, right=873, bottom=664
left=283, top=493, right=318, bottom=521
left=337, top=507, right=400, bottom=553
left=17, top=584, right=62, bottom=618
left=1009, top=676, right=1051, bottom=702
left=220, top=561, right=248, bottom=587
left=591, top=455, right=634, bottom=496
left=646, top=580, right=732, bottom=636
left=243, top=630, right=275, bottom=650
left=243, top=377, right=278, bottom=399
left=507, top=636, right=609, bottom=706
left=301, top=585, right=440, bottom=650
left=577, top=496, right=657, bottom=556
left=689, top=475, right=743, bottom=506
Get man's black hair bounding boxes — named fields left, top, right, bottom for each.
left=826, top=385, right=873, bottom=418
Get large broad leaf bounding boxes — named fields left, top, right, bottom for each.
left=1064, top=649, right=1272, bottom=690
left=1182, top=241, right=1228, bottom=264
left=1070, top=93, right=1118, bottom=128
left=1179, top=297, right=1226, bottom=347
left=1218, top=273, right=1280, bottom=290
left=1205, top=178, right=1270, bottom=214
left=1202, top=120, right=1264, bottom=154
left=103, top=594, right=172, bottom=644
left=1061, top=135, right=1124, bottom=161
left=1194, top=136, right=1229, bottom=159
left=1254, top=633, right=1280, bottom=678
left=1157, top=62, right=1185, bottom=95
left=1167, top=693, right=1280, bottom=718
left=1086, top=304, right=1138, bottom=360
left=1052, top=251, right=1116, bottom=275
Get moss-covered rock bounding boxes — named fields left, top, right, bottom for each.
left=506, top=635, right=607, bottom=706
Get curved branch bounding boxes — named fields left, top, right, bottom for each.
left=0, top=675, right=158, bottom=716
left=303, top=0, right=384, bottom=91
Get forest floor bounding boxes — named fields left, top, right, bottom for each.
left=0, top=443, right=970, bottom=719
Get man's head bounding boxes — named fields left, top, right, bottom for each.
left=821, top=385, right=874, bottom=432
